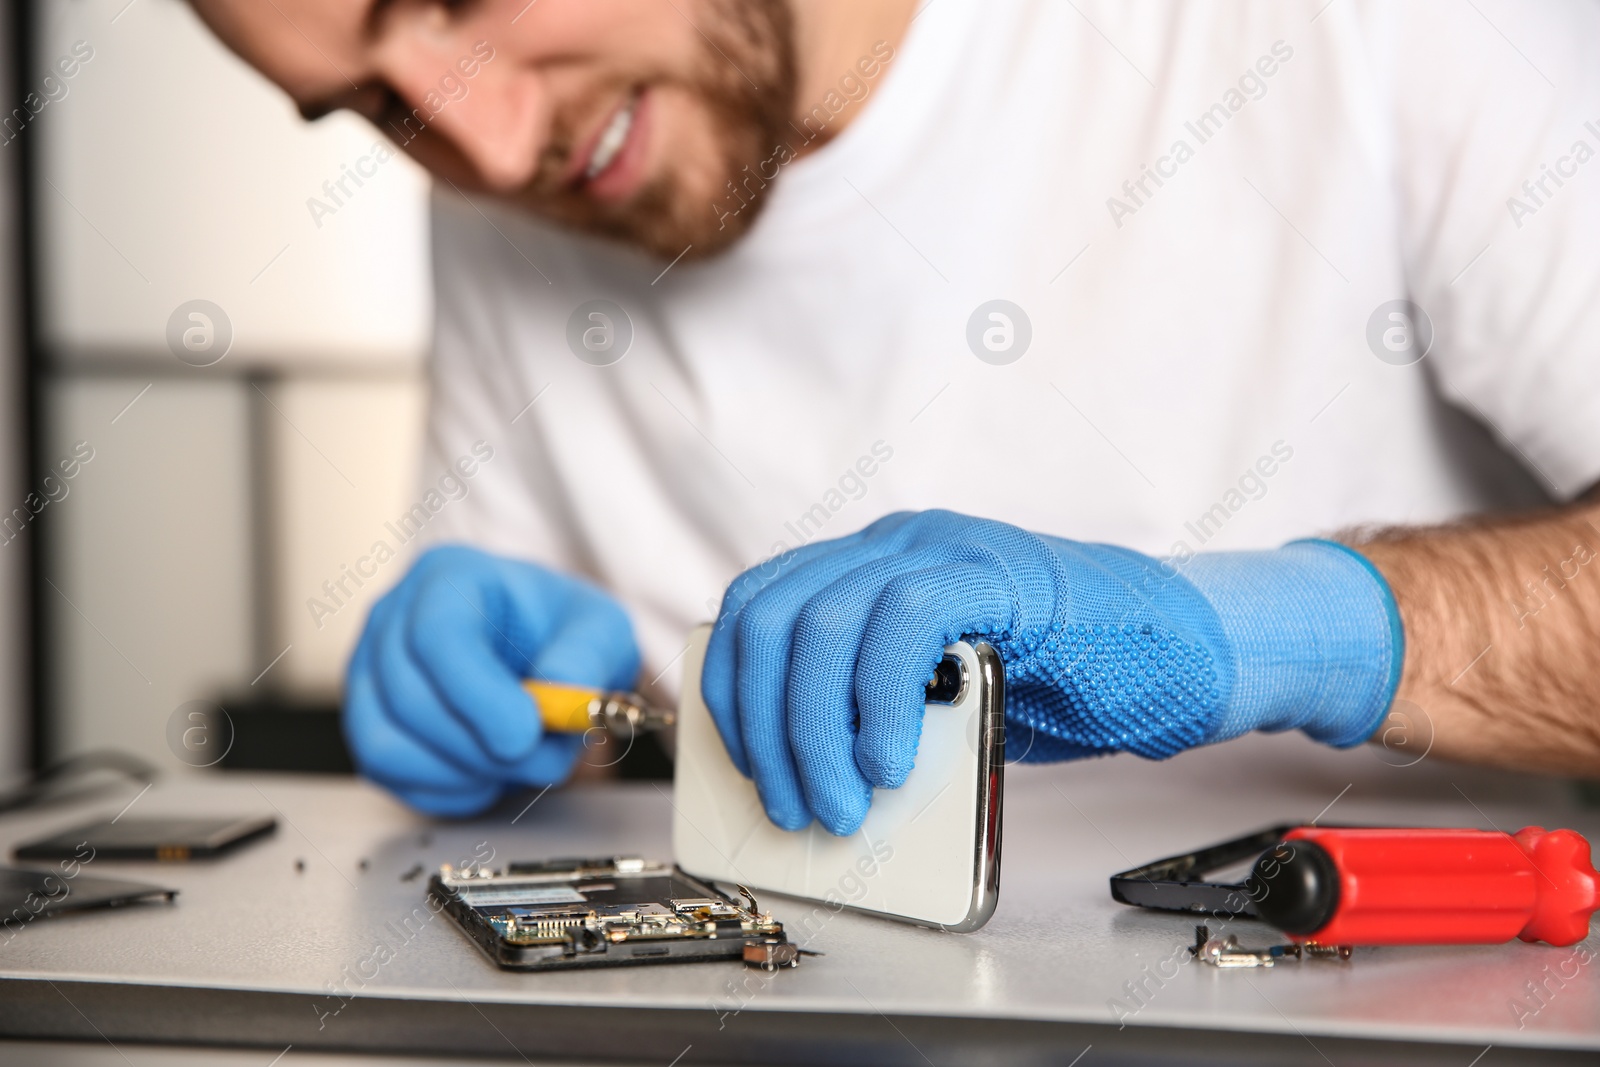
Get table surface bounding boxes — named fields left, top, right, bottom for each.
left=1, top=732, right=1597, bottom=1065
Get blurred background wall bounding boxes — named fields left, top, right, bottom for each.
left=25, top=0, right=434, bottom=773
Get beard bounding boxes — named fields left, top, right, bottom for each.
left=508, top=0, right=797, bottom=262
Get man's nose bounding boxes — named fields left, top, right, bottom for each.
left=372, top=17, right=550, bottom=192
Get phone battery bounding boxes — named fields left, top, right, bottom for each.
left=13, top=816, right=276, bottom=862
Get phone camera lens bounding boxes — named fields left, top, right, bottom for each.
left=925, top=655, right=966, bottom=705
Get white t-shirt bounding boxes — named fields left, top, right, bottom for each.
left=421, top=0, right=1600, bottom=699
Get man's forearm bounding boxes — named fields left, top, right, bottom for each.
left=1351, top=498, right=1600, bottom=776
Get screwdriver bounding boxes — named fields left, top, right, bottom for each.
left=522, top=679, right=675, bottom=737
left=1248, top=825, right=1600, bottom=946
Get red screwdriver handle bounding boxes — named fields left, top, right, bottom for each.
left=1250, top=826, right=1599, bottom=946
left=1513, top=826, right=1600, bottom=945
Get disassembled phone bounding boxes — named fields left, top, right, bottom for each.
left=0, top=867, right=176, bottom=918
left=14, top=815, right=277, bottom=862
left=673, top=625, right=1005, bottom=932
left=429, top=857, right=798, bottom=971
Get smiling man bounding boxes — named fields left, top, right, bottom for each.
left=192, top=0, right=1600, bottom=828
left=197, top=0, right=878, bottom=258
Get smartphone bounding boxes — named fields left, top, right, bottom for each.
left=428, top=856, right=795, bottom=971
left=13, top=816, right=276, bottom=862
left=672, top=624, right=1004, bottom=931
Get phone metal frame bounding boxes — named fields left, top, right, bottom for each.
left=793, top=639, right=1004, bottom=927
left=860, top=638, right=1005, bottom=933
left=673, top=632, right=1008, bottom=933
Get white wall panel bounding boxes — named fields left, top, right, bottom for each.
left=47, top=377, right=253, bottom=770
left=268, top=376, right=428, bottom=695
left=34, top=0, right=439, bottom=758
left=36, top=0, right=431, bottom=368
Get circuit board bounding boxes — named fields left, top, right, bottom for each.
left=429, top=857, right=797, bottom=971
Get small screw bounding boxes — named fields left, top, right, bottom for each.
left=294, top=858, right=305, bottom=874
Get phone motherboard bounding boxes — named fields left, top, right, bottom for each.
left=430, top=856, right=798, bottom=972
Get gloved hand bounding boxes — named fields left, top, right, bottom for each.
left=345, top=544, right=640, bottom=816
left=702, top=510, right=1402, bottom=836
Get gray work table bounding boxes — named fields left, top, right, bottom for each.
left=0, top=733, right=1597, bottom=1066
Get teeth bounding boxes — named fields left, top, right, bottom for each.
left=586, top=98, right=637, bottom=180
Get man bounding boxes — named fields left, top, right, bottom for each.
left=192, top=0, right=1600, bottom=828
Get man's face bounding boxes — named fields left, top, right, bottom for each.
left=193, top=0, right=796, bottom=260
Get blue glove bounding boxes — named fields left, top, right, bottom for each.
left=702, top=510, right=1402, bottom=836
left=344, top=544, right=640, bottom=816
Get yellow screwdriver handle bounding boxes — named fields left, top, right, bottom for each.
left=523, top=679, right=599, bottom=733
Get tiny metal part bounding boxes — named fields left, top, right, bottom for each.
left=744, top=940, right=800, bottom=971
left=400, top=863, right=424, bottom=883
left=1193, top=931, right=1275, bottom=968
left=591, top=693, right=676, bottom=737
left=1190, top=923, right=1352, bottom=969
left=736, top=884, right=761, bottom=915
left=669, top=898, right=722, bottom=912
left=1304, top=941, right=1355, bottom=960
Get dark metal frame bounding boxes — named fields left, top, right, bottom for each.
left=10, top=0, right=46, bottom=771
left=1108, top=823, right=1367, bottom=920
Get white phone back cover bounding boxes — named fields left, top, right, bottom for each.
left=672, top=624, right=985, bottom=928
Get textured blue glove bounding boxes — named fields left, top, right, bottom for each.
left=702, top=510, right=1402, bottom=836
left=344, top=544, right=640, bottom=816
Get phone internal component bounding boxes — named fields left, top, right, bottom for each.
left=430, top=856, right=797, bottom=972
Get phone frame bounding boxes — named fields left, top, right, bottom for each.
left=672, top=631, right=1006, bottom=933
left=859, top=638, right=1005, bottom=933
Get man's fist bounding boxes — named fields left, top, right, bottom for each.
left=344, top=545, right=640, bottom=815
